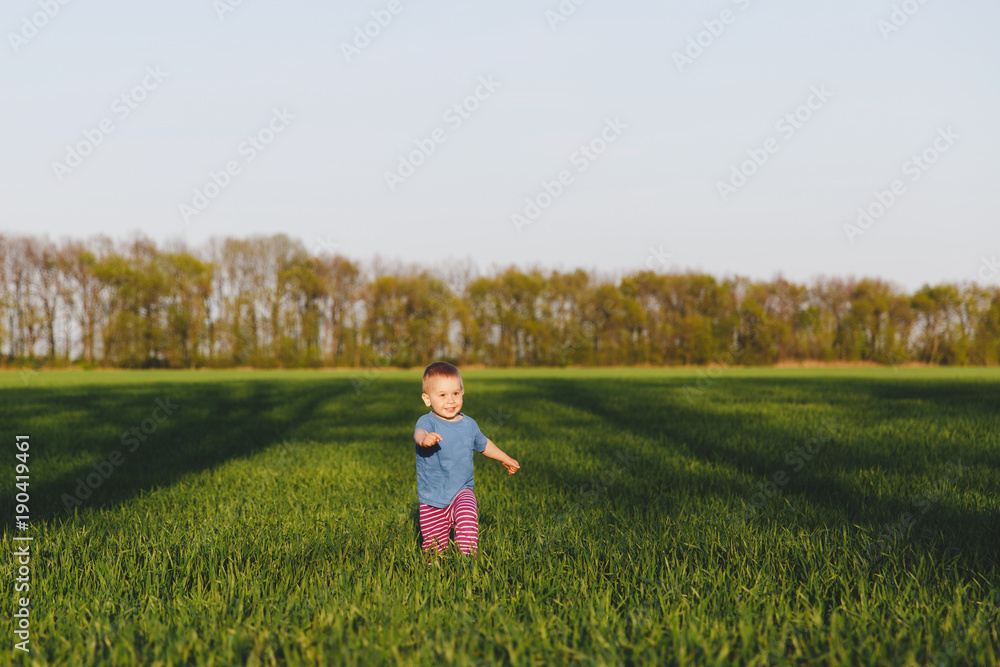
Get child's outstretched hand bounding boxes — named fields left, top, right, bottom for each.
left=420, top=432, right=443, bottom=448
left=501, top=457, right=520, bottom=475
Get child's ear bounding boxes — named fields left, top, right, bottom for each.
left=421, top=393, right=432, bottom=407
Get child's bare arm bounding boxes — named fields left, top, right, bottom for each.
left=481, top=438, right=519, bottom=474
left=414, top=429, right=442, bottom=447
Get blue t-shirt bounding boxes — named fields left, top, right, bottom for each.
left=413, top=412, right=488, bottom=508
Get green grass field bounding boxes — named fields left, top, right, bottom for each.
left=1, top=368, right=998, bottom=666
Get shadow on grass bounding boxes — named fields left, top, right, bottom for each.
left=1, top=376, right=358, bottom=528
left=523, top=375, right=999, bottom=576
left=4, top=371, right=997, bottom=579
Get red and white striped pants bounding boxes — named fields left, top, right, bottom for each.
left=419, top=488, right=478, bottom=554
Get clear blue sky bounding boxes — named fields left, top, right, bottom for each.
left=2, top=0, right=998, bottom=290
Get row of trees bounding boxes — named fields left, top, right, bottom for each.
left=2, top=233, right=999, bottom=368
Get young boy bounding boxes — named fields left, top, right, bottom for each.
left=412, top=362, right=519, bottom=555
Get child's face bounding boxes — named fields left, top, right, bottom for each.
left=422, top=375, right=464, bottom=421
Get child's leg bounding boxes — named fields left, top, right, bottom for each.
left=450, top=488, right=479, bottom=555
left=419, top=502, right=451, bottom=552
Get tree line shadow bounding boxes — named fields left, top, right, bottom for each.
left=3, top=371, right=997, bottom=581
left=519, top=375, right=999, bottom=578
left=0, top=376, right=357, bottom=529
